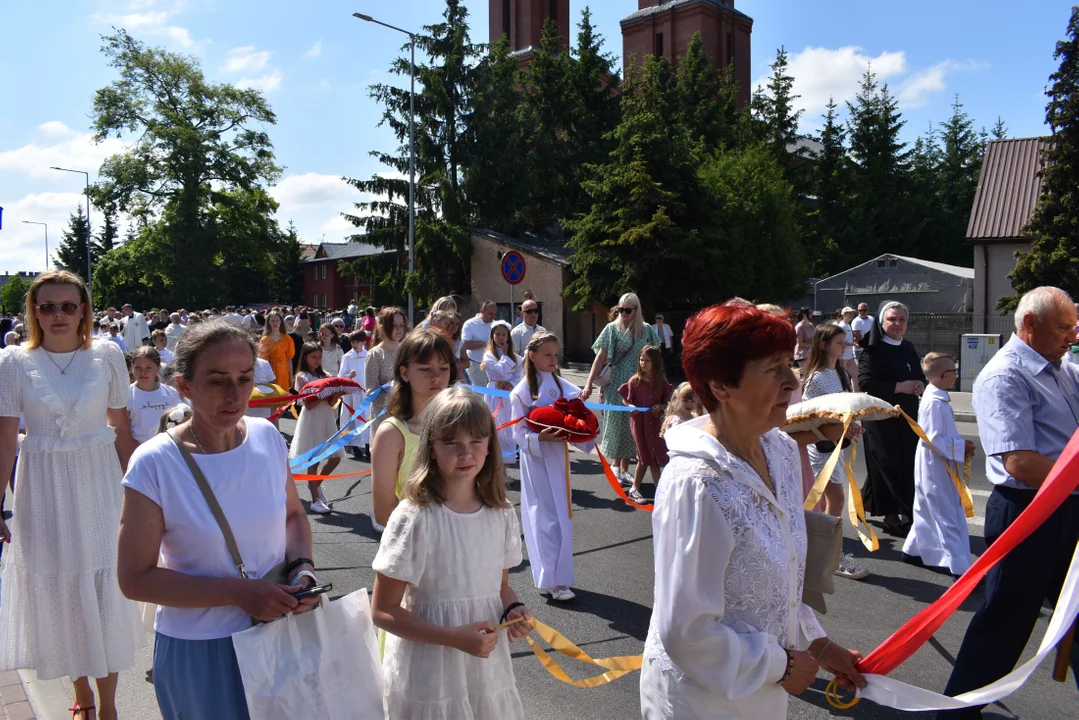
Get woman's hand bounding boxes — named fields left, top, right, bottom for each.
left=348, top=370, right=356, bottom=379
left=453, top=621, right=499, bottom=658
left=504, top=606, right=534, bottom=642
left=234, top=579, right=300, bottom=623
left=651, top=404, right=664, bottom=417
left=895, top=380, right=919, bottom=395
left=850, top=422, right=865, bottom=438
left=781, top=650, right=819, bottom=695
left=581, top=383, right=593, bottom=401
left=816, top=641, right=866, bottom=692
left=284, top=579, right=321, bottom=615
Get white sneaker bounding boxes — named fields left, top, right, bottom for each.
left=310, top=498, right=332, bottom=515
left=372, top=518, right=385, bottom=533
left=835, top=553, right=869, bottom=580
left=619, top=470, right=633, bottom=487
left=552, top=587, right=576, bottom=602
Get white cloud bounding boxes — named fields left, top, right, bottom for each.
left=320, top=215, right=354, bottom=233
left=271, top=173, right=355, bottom=210
left=221, top=46, right=272, bottom=74
left=0, top=122, right=127, bottom=180
left=305, top=39, right=323, bottom=59
left=236, top=71, right=283, bottom=93
left=89, top=7, right=205, bottom=51
left=0, top=191, right=87, bottom=273
left=898, top=60, right=988, bottom=108
left=757, top=46, right=907, bottom=120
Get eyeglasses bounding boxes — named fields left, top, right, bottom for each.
left=523, top=309, right=539, bottom=315
left=619, top=307, right=635, bottom=315
left=36, top=302, right=81, bottom=317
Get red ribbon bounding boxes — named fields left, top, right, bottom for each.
left=857, top=428, right=1079, bottom=676
left=293, top=469, right=372, bottom=482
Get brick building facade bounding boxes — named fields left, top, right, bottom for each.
left=301, top=242, right=395, bottom=310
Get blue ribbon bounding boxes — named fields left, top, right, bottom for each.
left=288, top=383, right=390, bottom=470
left=463, top=383, right=645, bottom=413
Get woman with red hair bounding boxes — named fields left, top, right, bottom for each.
left=640, top=303, right=865, bottom=719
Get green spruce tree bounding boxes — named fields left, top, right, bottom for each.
left=1007, top=6, right=1079, bottom=303
left=55, top=206, right=93, bottom=282
left=806, top=98, right=852, bottom=274
left=935, top=95, right=984, bottom=265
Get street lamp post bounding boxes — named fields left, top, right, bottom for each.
left=21, top=221, right=48, bottom=271
left=50, top=167, right=92, bottom=300
left=353, top=12, right=417, bottom=328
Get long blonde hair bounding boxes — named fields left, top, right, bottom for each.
left=661, top=381, right=700, bottom=437
left=615, top=292, right=647, bottom=340
left=523, top=331, right=561, bottom=400
left=403, top=386, right=510, bottom=509
left=24, top=270, right=94, bottom=350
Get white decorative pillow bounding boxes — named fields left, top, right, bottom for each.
left=783, top=392, right=898, bottom=433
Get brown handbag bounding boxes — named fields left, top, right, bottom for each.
left=167, top=429, right=289, bottom=624
left=802, top=510, right=843, bottom=614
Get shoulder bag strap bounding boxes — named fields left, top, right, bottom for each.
left=167, top=428, right=249, bottom=579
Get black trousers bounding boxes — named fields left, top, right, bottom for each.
left=937, top=486, right=1079, bottom=718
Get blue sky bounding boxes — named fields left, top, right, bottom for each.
left=0, top=0, right=1073, bottom=274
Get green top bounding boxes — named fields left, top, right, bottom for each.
left=384, top=415, right=419, bottom=499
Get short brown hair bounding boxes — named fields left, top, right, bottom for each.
left=133, top=345, right=162, bottom=367
left=24, top=270, right=94, bottom=350
left=922, top=351, right=955, bottom=377
left=387, top=330, right=457, bottom=420
left=403, top=386, right=509, bottom=509
left=174, top=320, right=256, bottom=381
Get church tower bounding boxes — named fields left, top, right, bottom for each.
left=620, top=0, right=754, bottom=107
left=490, top=0, right=571, bottom=53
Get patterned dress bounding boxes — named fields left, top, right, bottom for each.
left=593, top=322, right=660, bottom=459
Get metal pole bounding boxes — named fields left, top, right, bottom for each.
left=408, top=35, right=416, bottom=329
left=84, top=172, right=92, bottom=301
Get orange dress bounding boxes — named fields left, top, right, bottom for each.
left=258, top=334, right=295, bottom=391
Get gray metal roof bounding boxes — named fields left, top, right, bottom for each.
left=621, top=0, right=752, bottom=25
left=472, top=228, right=573, bottom=267
left=300, top=241, right=394, bottom=264
left=817, top=253, right=974, bottom=283
left=966, top=137, right=1048, bottom=242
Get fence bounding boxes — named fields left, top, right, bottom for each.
left=905, top=313, right=1013, bottom=360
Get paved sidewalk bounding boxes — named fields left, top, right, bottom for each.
left=0, top=671, right=34, bottom=720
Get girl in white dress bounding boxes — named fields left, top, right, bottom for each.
left=481, top=321, right=522, bottom=456
left=288, top=342, right=342, bottom=515
left=0, top=271, right=145, bottom=720
left=317, top=324, right=344, bottom=378
left=510, top=332, right=594, bottom=602
left=372, top=386, right=531, bottom=720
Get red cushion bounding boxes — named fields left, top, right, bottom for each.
left=299, top=376, right=364, bottom=399
left=525, top=398, right=599, bottom=441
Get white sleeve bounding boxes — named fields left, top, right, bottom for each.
left=484, top=352, right=512, bottom=382
left=925, top=401, right=965, bottom=463
left=795, top=602, right=827, bottom=650
left=652, top=476, right=789, bottom=697
left=511, top=388, right=541, bottom=458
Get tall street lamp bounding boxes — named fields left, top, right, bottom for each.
left=353, top=12, right=417, bottom=327
left=50, top=166, right=93, bottom=300
left=21, top=221, right=48, bottom=271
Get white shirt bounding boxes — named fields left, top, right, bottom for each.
left=246, top=358, right=277, bottom=419
left=164, top=323, right=185, bottom=351
left=851, top=315, right=874, bottom=353
left=641, top=417, right=824, bottom=719
left=241, top=314, right=256, bottom=331
left=156, top=347, right=176, bottom=365
left=653, top=323, right=674, bottom=350
left=462, top=315, right=493, bottom=364
left=510, top=322, right=545, bottom=356
left=836, top=320, right=856, bottom=360
left=123, top=419, right=289, bottom=640
left=127, top=383, right=182, bottom=444
left=223, top=312, right=244, bottom=328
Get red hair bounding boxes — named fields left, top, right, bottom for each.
left=681, top=304, right=796, bottom=412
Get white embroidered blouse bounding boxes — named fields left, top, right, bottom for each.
left=641, top=415, right=826, bottom=720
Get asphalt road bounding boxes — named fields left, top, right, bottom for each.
left=30, top=404, right=1079, bottom=718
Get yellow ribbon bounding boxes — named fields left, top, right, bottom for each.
left=825, top=677, right=860, bottom=709
left=524, top=619, right=643, bottom=688
left=802, top=413, right=880, bottom=552
left=896, top=408, right=975, bottom=519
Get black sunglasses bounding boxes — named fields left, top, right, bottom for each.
left=523, top=308, right=539, bottom=315
left=36, top=302, right=81, bottom=317
left=619, top=307, right=636, bottom=315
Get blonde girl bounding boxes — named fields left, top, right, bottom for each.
left=371, top=387, right=530, bottom=719
left=128, top=346, right=182, bottom=444
left=661, top=382, right=701, bottom=436
left=510, top=332, right=594, bottom=602
left=481, top=321, right=522, bottom=455
left=289, top=342, right=342, bottom=515
left=369, top=330, right=455, bottom=532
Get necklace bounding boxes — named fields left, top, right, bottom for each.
left=190, top=422, right=244, bottom=454
left=43, top=348, right=78, bottom=375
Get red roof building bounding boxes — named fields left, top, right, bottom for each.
left=301, top=242, right=396, bottom=310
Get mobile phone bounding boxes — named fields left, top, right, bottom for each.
left=292, top=583, right=332, bottom=600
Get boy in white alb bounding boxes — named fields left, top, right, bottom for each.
left=338, top=330, right=369, bottom=460
left=902, top=352, right=975, bottom=577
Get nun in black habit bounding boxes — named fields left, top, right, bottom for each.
left=857, top=301, right=926, bottom=535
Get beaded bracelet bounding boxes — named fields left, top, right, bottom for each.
left=778, top=648, right=796, bottom=684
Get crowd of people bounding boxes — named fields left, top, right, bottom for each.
left=0, top=271, right=1076, bottom=719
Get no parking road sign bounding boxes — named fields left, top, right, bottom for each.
left=501, top=250, right=526, bottom=285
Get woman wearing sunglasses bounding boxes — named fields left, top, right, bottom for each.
left=582, top=293, right=661, bottom=495
left=0, top=271, right=144, bottom=720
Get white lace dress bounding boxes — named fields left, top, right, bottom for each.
left=640, top=416, right=825, bottom=720
left=0, top=342, right=145, bottom=680
left=373, top=500, right=525, bottom=720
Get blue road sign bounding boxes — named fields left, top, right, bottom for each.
left=501, top=250, right=526, bottom=285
